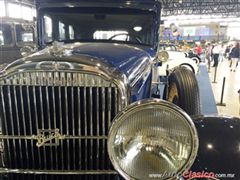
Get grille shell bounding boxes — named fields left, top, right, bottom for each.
left=0, top=67, right=127, bottom=180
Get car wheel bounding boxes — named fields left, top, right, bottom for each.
left=191, top=57, right=200, bottom=64
left=163, top=67, right=201, bottom=116
left=180, top=63, right=195, bottom=74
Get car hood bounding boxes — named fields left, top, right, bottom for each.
left=1, top=42, right=155, bottom=87
left=71, top=42, right=155, bottom=71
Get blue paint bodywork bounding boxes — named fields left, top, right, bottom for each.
left=71, top=43, right=155, bottom=101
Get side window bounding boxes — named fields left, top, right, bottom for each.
left=44, top=16, right=53, bottom=42
left=0, top=24, right=13, bottom=45
left=59, top=21, right=66, bottom=40
left=15, top=24, right=34, bottom=43
left=69, top=25, right=74, bottom=40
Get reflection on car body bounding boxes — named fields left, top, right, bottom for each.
left=0, top=17, right=36, bottom=64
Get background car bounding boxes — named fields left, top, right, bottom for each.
left=157, top=50, right=199, bottom=76
left=159, top=42, right=201, bottom=64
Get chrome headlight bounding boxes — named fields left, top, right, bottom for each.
left=108, top=99, right=198, bottom=180
left=157, top=50, right=169, bottom=62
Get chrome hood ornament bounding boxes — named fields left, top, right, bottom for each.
left=32, top=129, right=66, bottom=147
left=48, top=41, right=73, bottom=57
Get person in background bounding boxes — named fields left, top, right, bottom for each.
left=205, top=43, right=212, bottom=68
left=219, top=44, right=225, bottom=62
left=196, top=44, right=202, bottom=56
left=230, top=42, right=240, bottom=72
left=210, top=44, right=215, bottom=62
left=225, top=45, right=230, bottom=60
left=212, top=44, right=220, bottom=67
left=228, top=44, right=234, bottom=67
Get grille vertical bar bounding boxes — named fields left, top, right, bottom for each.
left=83, top=86, right=87, bottom=170
left=19, top=85, right=29, bottom=169
left=51, top=85, right=58, bottom=169
left=26, top=85, right=36, bottom=168
left=96, top=87, right=100, bottom=174
left=39, top=85, right=47, bottom=169
left=33, top=86, right=42, bottom=168
left=101, top=87, right=106, bottom=170
left=0, top=86, right=10, bottom=167
left=0, top=71, right=124, bottom=178
left=58, top=86, right=64, bottom=170
left=7, top=86, right=17, bottom=168
left=77, top=86, right=81, bottom=169
left=13, top=86, right=24, bottom=168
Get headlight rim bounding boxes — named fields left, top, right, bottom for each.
left=107, top=98, right=199, bottom=180
left=158, top=50, right=170, bottom=62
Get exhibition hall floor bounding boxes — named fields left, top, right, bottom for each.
left=198, top=59, right=240, bottom=118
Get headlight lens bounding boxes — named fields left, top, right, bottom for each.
left=158, top=50, right=169, bottom=62
left=108, top=99, right=198, bottom=180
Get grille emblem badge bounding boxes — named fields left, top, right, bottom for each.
left=33, top=129, right=65, bottom=147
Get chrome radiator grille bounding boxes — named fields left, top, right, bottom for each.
left=0, top=71, right=124, bottom=179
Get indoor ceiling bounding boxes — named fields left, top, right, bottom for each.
left=161, top=0, right=240, bottom=17
left=6, top=0, right=240, bottom=17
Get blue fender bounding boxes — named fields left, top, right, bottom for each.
left=190, top=116, right=240, bottom=179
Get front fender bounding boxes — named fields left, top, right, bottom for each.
left=190, top=116, right=240, bottom=179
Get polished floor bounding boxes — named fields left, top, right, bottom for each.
left=203, top=58, right=240, bottom=118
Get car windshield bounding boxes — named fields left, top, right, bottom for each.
left=41, top=7, right=155, bottom=46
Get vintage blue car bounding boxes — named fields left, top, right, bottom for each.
left=0, top=0, right=239, bottom=180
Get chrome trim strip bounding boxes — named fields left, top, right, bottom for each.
left=0, top=169, right=118, bottom=175
left=0, top=136, right=108, bottom=140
